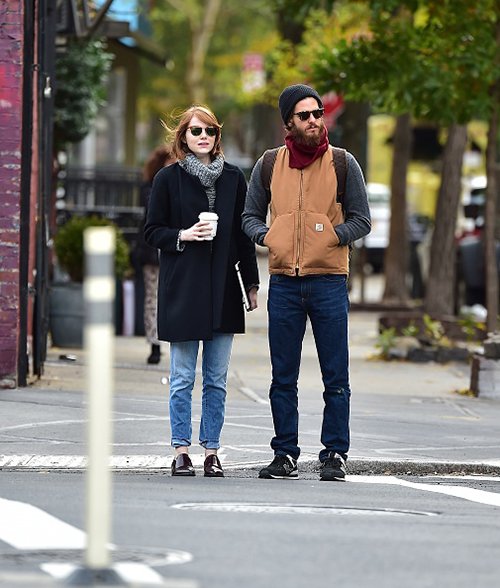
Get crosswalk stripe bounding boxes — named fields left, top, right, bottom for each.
left=0, top=454, right=200, bottom=468
left=0, top=497, right=192, bottom=584
left=0, top=497, right=86, bottom=550
left=349, top=475, right=500, bottom=507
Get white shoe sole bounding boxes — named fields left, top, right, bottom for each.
left=259, top=472, right=299, bottom=479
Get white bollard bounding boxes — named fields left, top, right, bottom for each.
left=83, top=227, right=115, bottom=570
left=65, top=226, right=128, bottom=585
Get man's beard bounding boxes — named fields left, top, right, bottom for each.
left=289, top=120, right=325, bottom=147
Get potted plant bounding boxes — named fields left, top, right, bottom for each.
left=50, top=215, right=130, bottom=348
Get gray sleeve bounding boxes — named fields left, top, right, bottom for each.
left=334, top=152, right=372, bottom=246
left=241, top=157, right=270, bottom=246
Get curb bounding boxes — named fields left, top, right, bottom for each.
left=225, top=458, right=500, bottom=478
left=1, top=456, right=499, bottom=477
left=282, top=458, right=500, bottom=477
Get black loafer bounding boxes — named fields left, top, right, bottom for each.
left=204, top=454, right=224, bottom=477
left=171, top=453, right=195, bottom=476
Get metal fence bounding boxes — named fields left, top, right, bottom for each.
left=57, top=165, right=144, bottom=238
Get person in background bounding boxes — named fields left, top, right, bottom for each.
left=242, top=84, right=371, bottom=481
left=135, top=145, right=176, bottom=364
left=145, top=105, right=259, bottom=477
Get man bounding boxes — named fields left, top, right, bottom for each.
left=242, top=84, right=371, bottom=481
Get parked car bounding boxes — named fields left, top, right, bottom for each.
left=357, top=183, right=430, bottom=286
left=455, top=176, right=500, bottom=310
left=458, top=175, right=486, bottom=237
left=358, top=182, right=390, bottom=272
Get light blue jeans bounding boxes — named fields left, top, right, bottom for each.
left=169, top=333, right=234, bottom=450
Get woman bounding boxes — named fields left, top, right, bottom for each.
left=134, top=145, right=176, bottom=364
left=144, top=106, right=259, bottom=477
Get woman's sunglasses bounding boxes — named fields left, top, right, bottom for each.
left=292, top=108, right=324, bottom=122
left=188, top=126, right=218, bottom=137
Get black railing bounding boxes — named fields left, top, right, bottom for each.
left=57, top=165, right=144, bottom=238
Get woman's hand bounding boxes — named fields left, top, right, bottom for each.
left=247, top=287, right=258, bottom=311
left=180, top=221, right=213, bottom=241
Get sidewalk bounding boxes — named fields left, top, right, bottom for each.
left=1, top=267, right=500, bottom=477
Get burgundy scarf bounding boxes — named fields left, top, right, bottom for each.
left=285, top=127, right=329, bottom=169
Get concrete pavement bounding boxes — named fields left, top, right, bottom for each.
left=1, top=264, right=499, bottom=477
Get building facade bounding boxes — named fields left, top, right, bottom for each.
left=0, top=0, right=55, bottom=387
left=1, top=1, right=34, bottom=387
left=0, top=1, right=160, bottom=387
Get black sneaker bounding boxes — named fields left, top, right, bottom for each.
left=259, top=454, right=298, bottom=479
left=320, top=452, right=347, bottom=481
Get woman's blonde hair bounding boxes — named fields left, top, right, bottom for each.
left=162, top=105, right=223, bottom=161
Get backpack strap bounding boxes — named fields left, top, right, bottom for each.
left=260, top=147, right=280, bottom=198
left=332, top=146, right=347, bottom=209
left=331, top=146, right=353, bottom=256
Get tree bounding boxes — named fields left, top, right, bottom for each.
left=484, top=6, right=500, bottom=332
left=312, top=2, right=421, bottom=304
left=312, top=0, right=499, bottom=317
left=53, top=39, right=113, bottom=150
left=163, top=0, right=223, bottom=104
left=143, top=1, right=345, bottom=158
left=145, top=0, right=276, bottom=114
left=139, top=0, right=279, bottom=155
left=415, top=1, right=497, bottom=318
left=385, top=114, right=411, bottom=303
left=257, top=3, right=373, bottom=171
left=425, top=124, right=467, bottom=315
left=270, top=0, right=336, bottom=44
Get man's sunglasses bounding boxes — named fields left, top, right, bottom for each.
left=293, top=108, right=324, bottom=122
left=188, top=126, right=218, bottom=137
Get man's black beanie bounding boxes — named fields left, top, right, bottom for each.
left=278, top=84, right=323, bottom=124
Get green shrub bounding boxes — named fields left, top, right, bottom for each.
left=375, top=327, right=397, bottom=360
left=402, top=321, right=419, bottom=337
left=458, top=312, right=487, bottom=342
left=53, top=215, right=130, bottom=282
left=54, top=39, right=113, bottom=148
left=422, top=314, right=451, bottom=347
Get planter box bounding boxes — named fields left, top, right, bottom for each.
left=49, top=282, right=84, bottom=348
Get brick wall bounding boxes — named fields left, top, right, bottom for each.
left=0, top=0, right=23, bottom=386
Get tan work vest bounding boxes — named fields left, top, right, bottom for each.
left=263, top=146, right=349, bottom=275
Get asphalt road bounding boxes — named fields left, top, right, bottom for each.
left=1, top=472, right=500, bottom=587
left=1, top=375, right=500, bottom=587
left=1, top=257, right=500, bottom=585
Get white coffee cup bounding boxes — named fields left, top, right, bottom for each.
left=198, top=212, right=219, bottom=240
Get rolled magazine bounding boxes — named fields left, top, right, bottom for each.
left=235, top=261, right=251, bottom=311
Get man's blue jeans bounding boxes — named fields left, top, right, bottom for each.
left=267, top=274, right=350, bottom=462
left=169, top=333, right=233, bottom=450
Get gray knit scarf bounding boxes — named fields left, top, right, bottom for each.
left=178, top=153, right=224, bottom=212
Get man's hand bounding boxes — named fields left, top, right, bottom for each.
left=248, top=287, right=259, bottom=311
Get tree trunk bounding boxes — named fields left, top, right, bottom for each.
left=485, top=98, right=499, bottom=333
left=382, top=113, right=411, bottom=304
left=336, top=101, right=370, bottom=173
left=185, top=0, right=222, bottom=103
left=485, top=13, right=500, bottom=332
left=424, top=124, right=467, bottom=316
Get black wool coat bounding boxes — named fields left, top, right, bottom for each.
left=144, top=161, right=259, bottom=342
